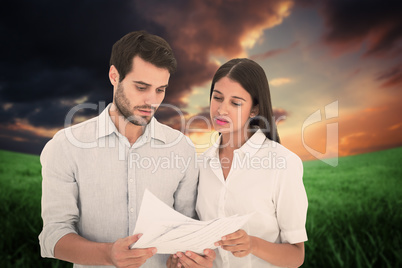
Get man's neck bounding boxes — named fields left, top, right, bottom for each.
left=109, top=104, right=146, bottom=145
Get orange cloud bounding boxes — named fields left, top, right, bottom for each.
left=135, top=0, right=295, bottom=109
left=280, top=100, right=402, bottom=161
left=138, top=1, right=294, bottom=59
left=270, top=78, right=292, bottom=87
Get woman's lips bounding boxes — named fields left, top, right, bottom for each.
left=215, top=117, right=229, bottom=126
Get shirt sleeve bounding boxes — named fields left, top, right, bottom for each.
left=274, top=152, right=308, bottom=244
left=38, top=131, right=79, bottom=258
left=173, top=136, right=199, bottom=219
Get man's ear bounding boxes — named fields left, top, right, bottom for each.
left=250, top=104, right=259, bottom=118
left=109, top=65, right=120, bottom=86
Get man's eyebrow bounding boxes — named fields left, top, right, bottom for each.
left=213, top=89, right=246, bottom=101
left=134, top=81, right=151, bottom=87
left=134, top=81, right=169, bottom=88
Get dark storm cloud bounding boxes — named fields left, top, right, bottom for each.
left=1, top=0, right=295, bottom=154
left=0, top=125, right=51, bottom=155
left=298, top=0, right=402, bottom=57
left=0, top=0, right=161, bottom=128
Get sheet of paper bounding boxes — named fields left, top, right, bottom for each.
left=130, top=189, right=252, bottom=254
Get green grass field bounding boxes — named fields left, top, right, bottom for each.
left=0, top=147, right=401, bottom=267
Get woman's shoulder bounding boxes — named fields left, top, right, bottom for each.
left=260, top=139, right=302, bottom=163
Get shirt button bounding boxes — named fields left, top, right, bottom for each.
left=130, top=208, right=134, bottom=213
left=129, top=179, right=133, bottom=183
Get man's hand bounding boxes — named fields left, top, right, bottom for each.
left=171, top=249, right=215, bottom=268
left=109, top=234, right=156, bottom=268
left=215, top=229, right=254, bottom=257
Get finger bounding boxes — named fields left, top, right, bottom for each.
left=128, top=247, right=157, bottom=259
left=167, top=254, right=179, bottom=268
left=127, top=233, right=143, bottom=245
left=219, top=237, right=246, bottom=246
left=203, top=249, right=216, bottom=261
left=177, top=252, right=196, bottom=267
left=183, top=250, right=214, bottom=267
left=184, top=251, right=205, bottom=265
left=167, top=255, right=172, bottom=267
left=232, top=250, right=249, bottom=258
left=221, top=229, right=245, bottom=241
left=221, top=244, right=245, bottom=253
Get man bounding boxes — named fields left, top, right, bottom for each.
left=39, top=31, right=214, bottom=268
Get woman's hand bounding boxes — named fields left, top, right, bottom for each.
left=215, top=229, right=255, bottom=257
left=167, top=249, right=215, bottom=267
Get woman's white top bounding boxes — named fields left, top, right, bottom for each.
left=196, top=129, right=308, bottom=268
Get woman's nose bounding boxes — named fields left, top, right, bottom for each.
left=218, top=102, right=228, bottom=115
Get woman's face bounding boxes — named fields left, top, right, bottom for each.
left=210, top=76, right=256, bottom=137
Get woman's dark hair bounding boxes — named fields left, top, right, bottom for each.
left=110, top=30, right=177, bottom=82
left=210, top=58, right=280, bottom=143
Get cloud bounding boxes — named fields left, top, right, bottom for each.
left=0, top=0, right=147, bottom=133
left=0, top=0, right=296, bottom=128
left=136, top=0, right=295, bottom=107
left=250, top=41, right=299, bottom=61
left=273, top=108, right=289, bottom=122
left=284, top=101, right=402, bottom=161
left=0, top=124, right=53, bottom=155
left=270, top=78, right=292, bottom=87
left=376, top=66, right=402, bottom=88
left=300, top=0, right=402, bottom=57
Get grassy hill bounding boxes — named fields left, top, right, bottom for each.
left=0, top=147, right=401, bottom=267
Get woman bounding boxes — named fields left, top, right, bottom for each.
left=196, top=58, right=308, bottom=267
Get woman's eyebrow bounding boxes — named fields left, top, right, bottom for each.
left=232, top=96, right=246, bottom=101
left=213, top=89, right=246, bottom=101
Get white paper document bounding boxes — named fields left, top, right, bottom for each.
left=130, top=189, right=252, bottom=254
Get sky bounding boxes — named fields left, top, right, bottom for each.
left=1, top=0, right=401, bottom=162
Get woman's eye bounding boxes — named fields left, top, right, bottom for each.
left=157, top=88, right=165, bottom=93
left=232, top=102, right=242, bottom=106
left=213, top=96, right=222, bottom=101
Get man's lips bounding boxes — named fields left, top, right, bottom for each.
left=138, top=109, right=152, bottom=115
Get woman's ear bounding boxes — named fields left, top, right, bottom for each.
left=250, top=105, right=259, bottom=118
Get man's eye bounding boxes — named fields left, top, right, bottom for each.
left=136, top=86, right=146, bottom=90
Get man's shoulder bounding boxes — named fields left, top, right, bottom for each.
left=52, top=115, right=100, bottom=144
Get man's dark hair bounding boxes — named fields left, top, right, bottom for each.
left=110, top=31, right=177, bottom=82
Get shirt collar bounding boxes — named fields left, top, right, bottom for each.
left=96, top=103, right=166, bottom=144
left=202, top=129, right=267, bottom=159
left=96, top=103, right=117, bottom=139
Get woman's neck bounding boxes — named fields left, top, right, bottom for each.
left=219, top=129, right=251, bottom=154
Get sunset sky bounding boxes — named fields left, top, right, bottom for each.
left=1, top=0, right=401, bottom=162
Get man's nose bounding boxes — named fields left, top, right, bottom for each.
left=144, top=91, right=158, bottom=106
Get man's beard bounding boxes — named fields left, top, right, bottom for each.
left=114, top=83, right=154, bottom=126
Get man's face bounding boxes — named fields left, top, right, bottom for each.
left=112, top=56, right=170, bottom=126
